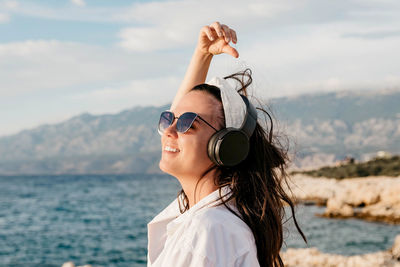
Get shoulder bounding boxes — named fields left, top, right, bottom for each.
left=183, top=203, right=258, bottom=265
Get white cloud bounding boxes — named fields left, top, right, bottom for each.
left=0, top=40, right=114, bottom=96
left=0, top=39, right=186, bottom=136
left=116, top=0, right=301, bottom=51
left=0, top=40, right=182, bottom=97
left=114, top=0, right=400, bottom=58
left=2, top=1, right=119, bottom=22
left=72, top=76, right=180, bottom=112
left=118, top=27, right=183, bottom=52
left=2, top=0, right=18, bottom=9
left=0, top=13, right=9, bottom=23
left=71, top=0, right=85, bottom=7
left=239, top=23, right=400, bottom=98
left=1, top=0, right=400, bottom=136
left=0, top=0, right=18, bottom=22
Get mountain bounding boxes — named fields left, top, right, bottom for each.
left=0, top=105, right=168, bottom=174
left=0, top=89, right=399, bottom=174
left=271, top=89, right=400, bottom=168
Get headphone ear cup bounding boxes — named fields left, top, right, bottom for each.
left=208, top=129, right=229, bottom=166
left=208, top=128, right=250, bottom=167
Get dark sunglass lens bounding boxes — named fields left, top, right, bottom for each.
left=158, top=111, right=174, bottom=133
left=177, top=112, right=197, bottom=133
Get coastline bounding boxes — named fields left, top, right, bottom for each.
left=290, top=174, right=400, bottom=224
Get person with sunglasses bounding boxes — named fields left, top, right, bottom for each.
left=147, top=22, right=306, bottom=267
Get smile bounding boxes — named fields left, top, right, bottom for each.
left=164, top=146, right=180, bottom=152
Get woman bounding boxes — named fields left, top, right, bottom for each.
left=148, top=22, right=306, bottom=267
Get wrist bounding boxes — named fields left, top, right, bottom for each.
left=194, top=47, right=213, bottom=60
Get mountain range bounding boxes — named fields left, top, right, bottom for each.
left=1, top=88, right=399, bottom=174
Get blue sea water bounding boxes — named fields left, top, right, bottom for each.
left=0, top=174, right=399, bottom=267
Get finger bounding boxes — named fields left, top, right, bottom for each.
left=230, top=29, right=237, bottom=44
left=221, top=24, right=232, bottom=43
left=210, top=21, right=224, bottom=38
left=222, top=45, right=239, bottom=58
left=202, top=26, right=215, bottom=41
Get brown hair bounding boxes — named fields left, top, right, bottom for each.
left=178, top=69, right=307, bottom=267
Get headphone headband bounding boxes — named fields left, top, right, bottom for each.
left=207, top=77, right=247, bottom=129
left=239, top=95, right=257, bottom=137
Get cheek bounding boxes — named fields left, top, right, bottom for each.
left=183, top=134, right=213, bottom=161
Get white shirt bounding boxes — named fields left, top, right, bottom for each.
left=147, top=187, right=260, bottom=267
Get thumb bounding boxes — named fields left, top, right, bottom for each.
left=222, top=45, right=239, bottom=58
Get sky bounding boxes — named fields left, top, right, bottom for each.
left=1, top=0, right=399, bottom=137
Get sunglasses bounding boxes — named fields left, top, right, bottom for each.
left=158, top=111, right=218, bottom=135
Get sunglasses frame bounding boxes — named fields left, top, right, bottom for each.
left=158, top=111, right=218, bottom=135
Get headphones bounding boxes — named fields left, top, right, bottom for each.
left=207, top=95, right=258, bottom=167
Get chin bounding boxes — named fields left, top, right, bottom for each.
left=159, top=159, right=176, bottom=176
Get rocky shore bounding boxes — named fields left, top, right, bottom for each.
left=63, top=235, right=400, bottom=267
left=290, top=174, right=400, bottom=224
left=281, top=234, right=400, bottom=267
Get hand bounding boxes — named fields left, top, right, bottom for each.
left=197, top=22, right=239, bottom=58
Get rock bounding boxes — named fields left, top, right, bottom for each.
left=288, top=174, right=339, bottom=205
left=290, top=174, right=400, bottom=224
left=282, top=234, right=400, bottom=267
left=325, top=198, right=354, bottom=217
left=339, top=177, right=381, bottom=206
left=391, top=235, right=400, bottom=260
left=358, top=200, right=400, bottom=224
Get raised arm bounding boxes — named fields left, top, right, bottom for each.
left=170, top=22, right=239, bottom=111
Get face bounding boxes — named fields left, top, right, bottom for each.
left=159, top=90, right=223, bottom=180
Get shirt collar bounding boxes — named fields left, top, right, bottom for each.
left=149, top=185, right=232, bottom=226
left=147, top=186, right=232, bottom=264
left=148, top=197, right=181, bottom=226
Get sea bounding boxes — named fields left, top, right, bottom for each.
left=0, top=174, right=399, bottom=267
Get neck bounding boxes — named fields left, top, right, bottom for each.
left=177, top=169, right=219, bottom=209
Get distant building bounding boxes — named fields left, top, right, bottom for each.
left=335, top=156, right=355, bottom=166
left=376, top=151, right=392, bottom=158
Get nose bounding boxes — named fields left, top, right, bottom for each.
left=163, top=119, right=178, bottom=138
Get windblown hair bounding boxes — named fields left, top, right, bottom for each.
left=178, top=69, right=307, bottom=267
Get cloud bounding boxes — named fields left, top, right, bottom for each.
left=115, top=0, right=400, bottom=53
left=0, top=40, right=114, bottom=96
left=2, top=0, right=18, bottom=9
left=2, top=1, right=120, bottom=23
left=0, top=13, right=9, bottom=23
left=342, top=29, right=400, bottom=39
left=0, top=0, right=18, bottom=21
left=71, top=0, right=86, bottom=7
left=2, top=0, right=400, bottom=136
left=116, top=0, right=301, bottom=51
left=72, top=76, right=180, bottom=112
left=0, top=40, right=183, bottom=97
left=0, top=39, right=185, bottom=137
left=238, top=22, right=400, bottom=98
left=118, top=27, right=183, bottom=52
left=2, top=0, right=400, bottom=98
